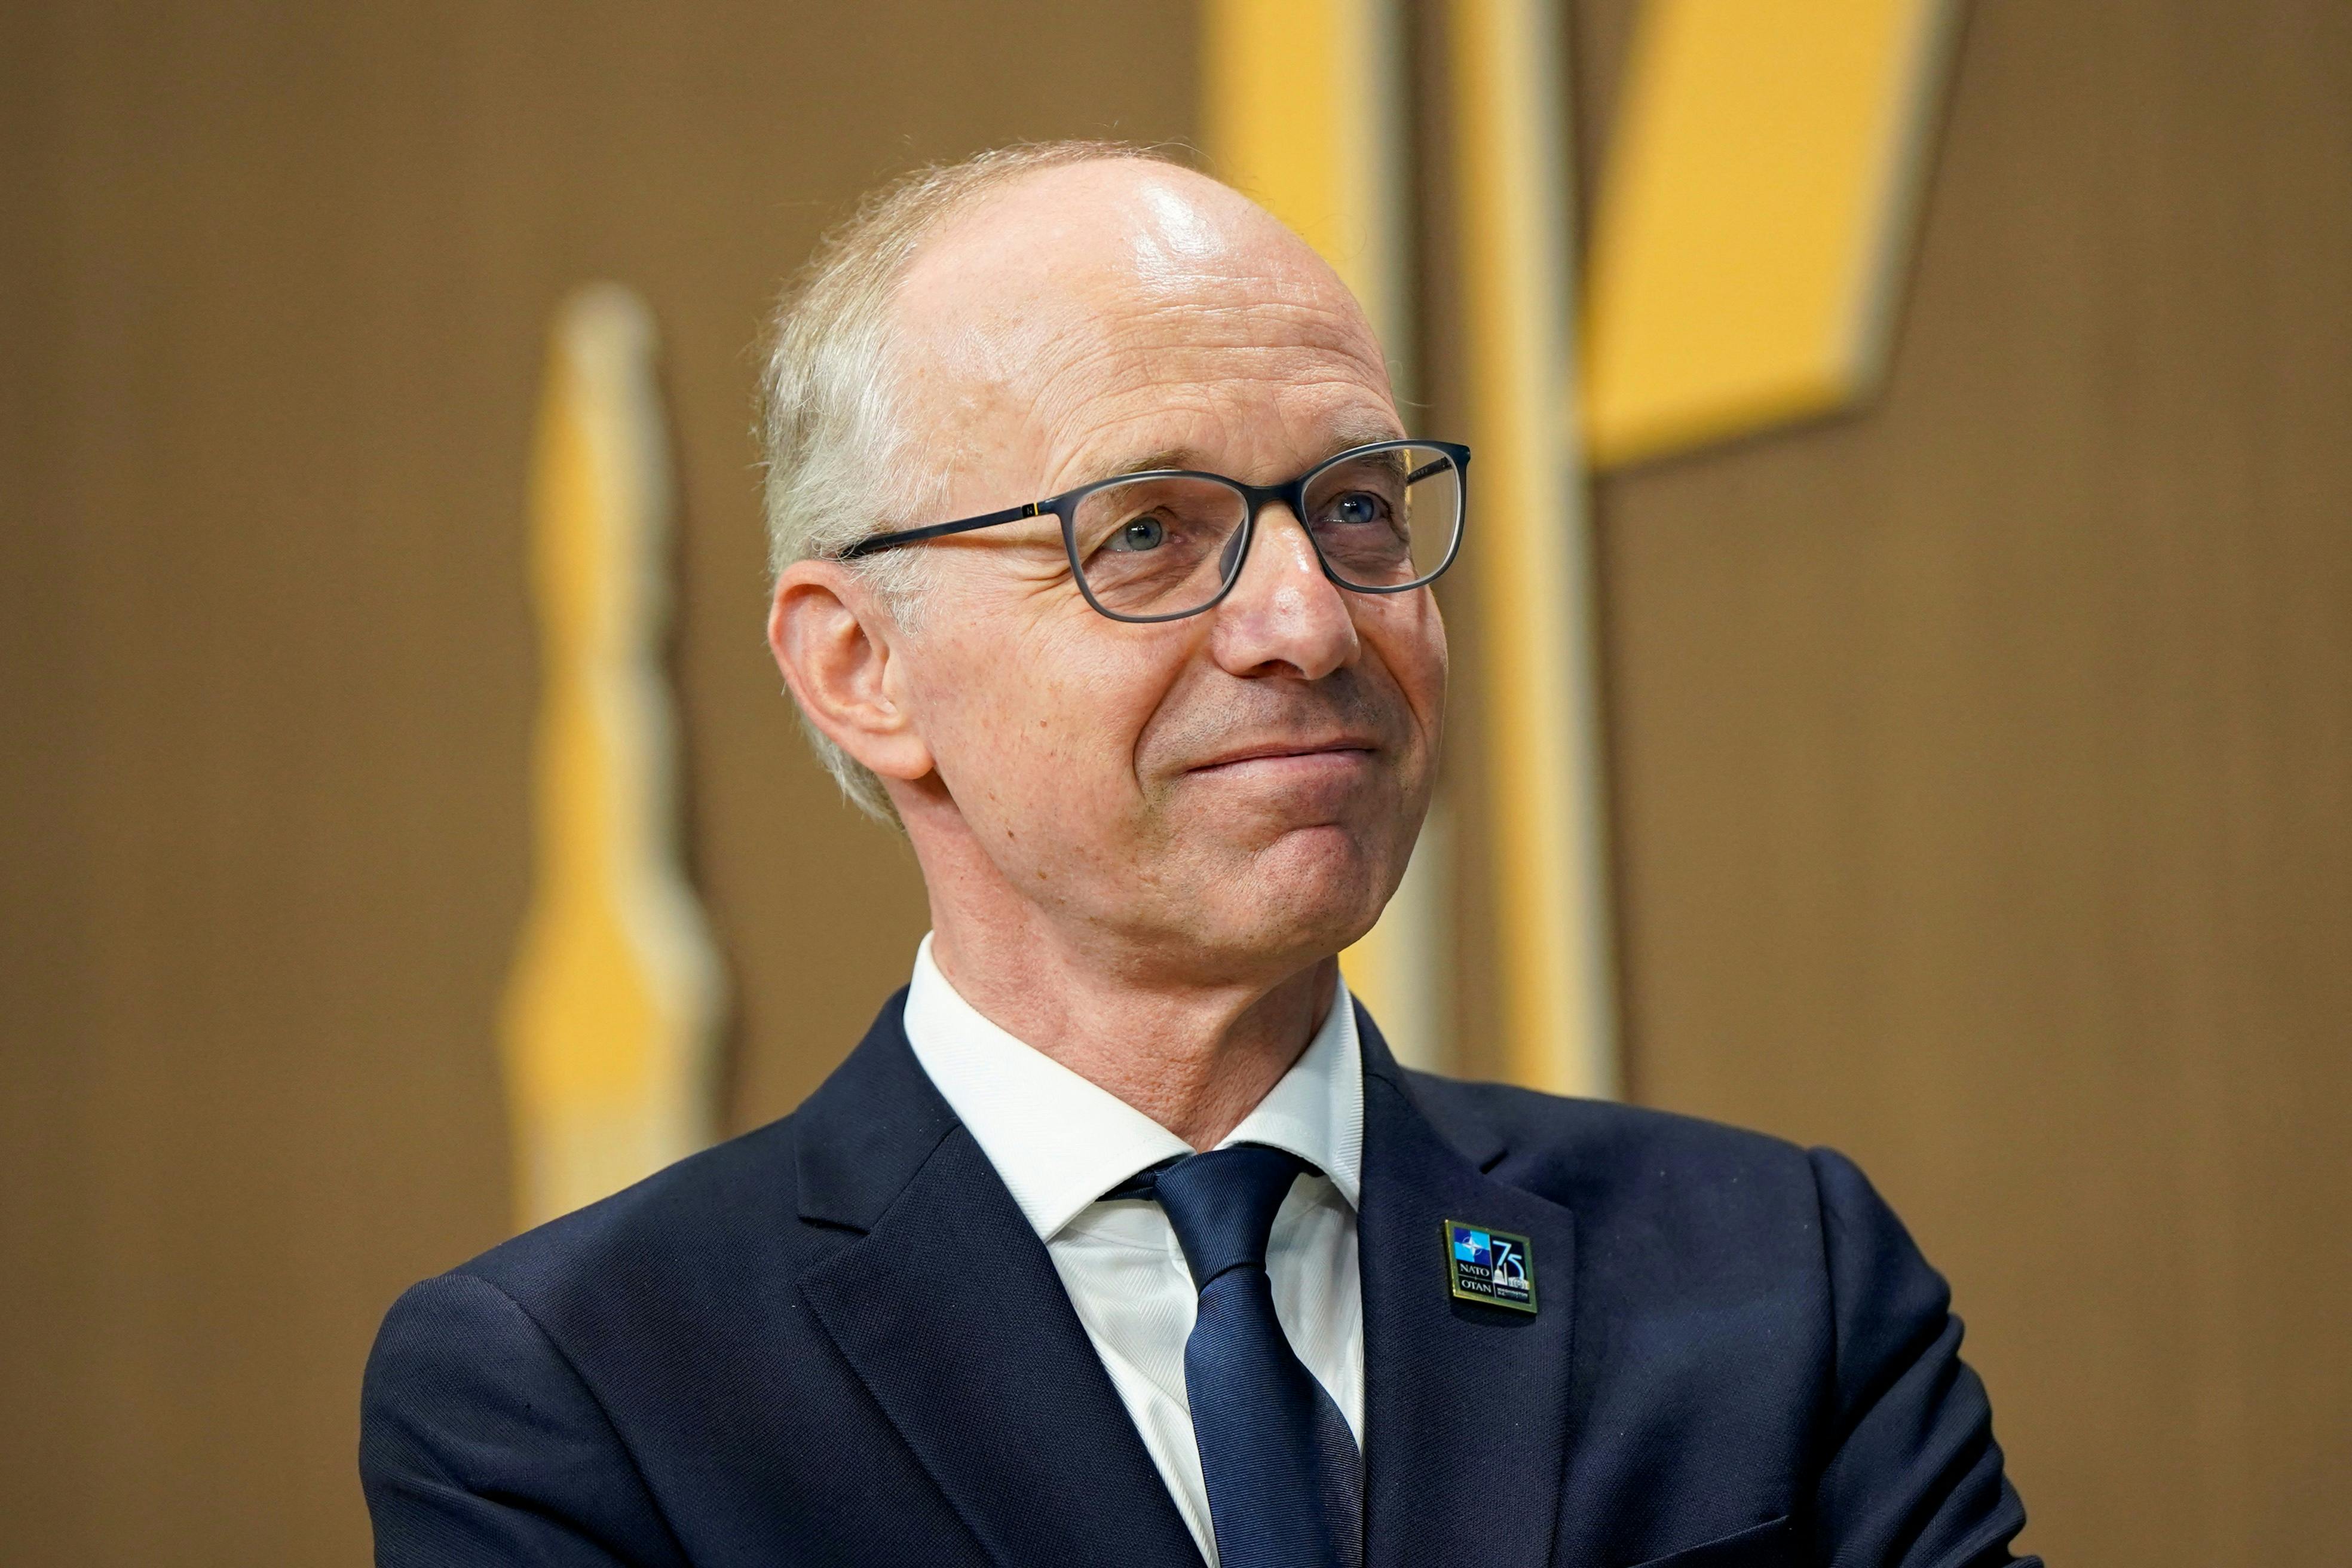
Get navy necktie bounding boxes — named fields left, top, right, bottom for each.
left=1137, top=1144, right=1364, bottom=1568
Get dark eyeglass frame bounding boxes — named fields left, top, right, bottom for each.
left=838, top=438, right=1472, bottom=624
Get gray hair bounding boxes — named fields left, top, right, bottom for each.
left=757, top=140, right=1177, bottom=821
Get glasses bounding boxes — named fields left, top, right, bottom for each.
left=841, top=439, right=1470, bottom=623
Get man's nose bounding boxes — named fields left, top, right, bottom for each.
left=1208, top=505, right=1359, bottom=680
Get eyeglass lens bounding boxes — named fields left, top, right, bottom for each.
left=1068, top=443, right=1462, bottom=619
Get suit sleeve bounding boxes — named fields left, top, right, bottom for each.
left=1807, top=1148, right=2042, bottom=1568
left=360, top=1270, right=687, bottom=1567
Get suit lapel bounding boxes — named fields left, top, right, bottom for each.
left=795, top=997, right=1205, bottom=1568
left=1355, top=1006, right=1578, bottom=1568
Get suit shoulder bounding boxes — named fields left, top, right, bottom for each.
left=436, top=1111, right=810, bottom=1315
left=1402, top=1069, right=1821, bottom=1223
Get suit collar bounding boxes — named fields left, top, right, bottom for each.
left=1354, top=1003, right=1577, bottom=1568
left=792, top=988, right=961, bottom=1232
left=904, top=937, right=1369, bottom=1232
left=791, top=993, right=1577, bottom=1568
left=1362, top=1019, right=1509, bottom=1173
left=902, top=939, right=1194, bottom=1237
left=794, top=995, right=1205, bottom=1568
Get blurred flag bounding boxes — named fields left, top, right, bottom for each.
left=1583, top=0, right=1964, bottom=468
left=500, top=284, right=725, bottom=1230
left=1449, top=0, right=1619, bottom=1098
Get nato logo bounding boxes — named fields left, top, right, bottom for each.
left=1443, top=1219, right=1538, bottom=1313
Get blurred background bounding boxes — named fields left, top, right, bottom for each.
left=4, top=1, right=2347, bottom=1563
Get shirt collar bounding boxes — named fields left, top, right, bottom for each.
left=902, top=933, right=1364, bottom=1241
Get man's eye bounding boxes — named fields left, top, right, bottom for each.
left=1104, top=515, right=1168, bottom=552
left=1330, top=492, right=1387, bottom=526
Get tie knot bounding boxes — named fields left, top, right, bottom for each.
left=1150, top=1144, right=1310, bottom=1291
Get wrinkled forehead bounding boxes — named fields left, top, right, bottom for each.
left=889, top=162, right=1397, bottom=488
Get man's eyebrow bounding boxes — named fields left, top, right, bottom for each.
left=1094, top=447, right=1207, bottom=482
left=1082, top=423, right=1411, bottom=488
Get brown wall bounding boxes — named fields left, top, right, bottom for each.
left=5, top=1, right=2347, bottom=1564
left=0, top=4, right=1193, bottom=1561
left=1578, top=2, right=2352, bottom=1564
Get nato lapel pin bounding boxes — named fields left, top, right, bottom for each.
left=1443, top=1219, right=1539, bottom=1313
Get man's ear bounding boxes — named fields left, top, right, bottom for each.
left=767, top=561, right=935, bottom=784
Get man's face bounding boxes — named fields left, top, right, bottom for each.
left=875, top=164, right=1446, bottom=980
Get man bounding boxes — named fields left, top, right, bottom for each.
left=363, top=143, right=2039, bottom=1567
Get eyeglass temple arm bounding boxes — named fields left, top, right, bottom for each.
left=839, top=498, right=1052, bottom=560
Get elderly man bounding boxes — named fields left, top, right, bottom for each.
left=363, top=144, right=2038, bottom=1568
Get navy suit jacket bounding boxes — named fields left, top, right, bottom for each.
left=362, top=996, right=2039, bottom=1567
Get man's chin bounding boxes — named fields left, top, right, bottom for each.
left=1207, top=823, right=1396, bottom=956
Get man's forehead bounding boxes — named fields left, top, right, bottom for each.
left=909, top=162, right=1320, bottom=292
left=894, top=162, right=1374, bottom=387
left=889, top=160, right=1395, bottom=496
left=996, top=336, right=1401, bottom=500
left=1101, top=416, right=1411, bottom=484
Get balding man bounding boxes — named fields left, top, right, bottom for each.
left=362, top=144, right=2039, bottom=1568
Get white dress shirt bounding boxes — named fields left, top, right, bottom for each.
left=902, top=935, right=1365, bottom=1567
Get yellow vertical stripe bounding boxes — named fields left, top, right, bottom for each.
left=1450, top=0, right=1618, bottom=1097
left=1582, top=0, right=1961, bottom=468
left=1203, top=0, right=1406, bottom=345
left=501, top=285, right=725, bottom=1229
left=1205, top=0, right=1447, bottom=1067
